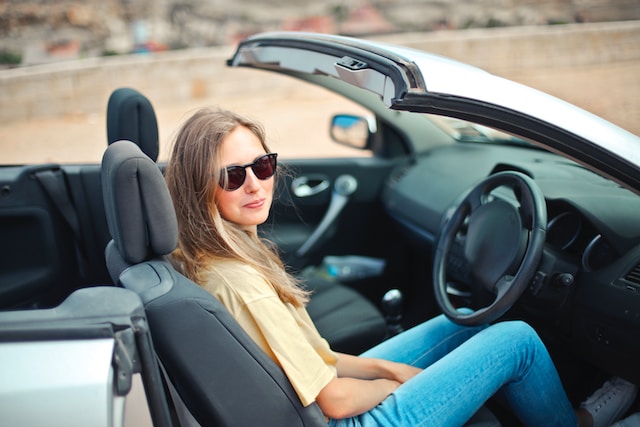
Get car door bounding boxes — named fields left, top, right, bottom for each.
left=0, top=286, right=165, bottom=427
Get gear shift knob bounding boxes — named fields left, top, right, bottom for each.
left=381, top=289, right=403, bottom=336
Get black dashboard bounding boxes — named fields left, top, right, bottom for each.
left=382, top=141, right=640, bottom=381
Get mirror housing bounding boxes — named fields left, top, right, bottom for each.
left=330, top=114, right=375, bottom=150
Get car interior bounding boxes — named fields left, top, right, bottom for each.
left=1, top=36, right=639, bottom=424
left=0, top=84, right=507, bottom=425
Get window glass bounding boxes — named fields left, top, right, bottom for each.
left=427, top=115, right=531, bottom=146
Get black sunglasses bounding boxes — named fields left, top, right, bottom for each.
left=218, top=153, right=278, bottom=191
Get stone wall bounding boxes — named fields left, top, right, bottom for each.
left=4, top=0, right=639, bottom=57
left=1, top=20, right=639, bottom=125
left=375, top=20, right=640, bottom=73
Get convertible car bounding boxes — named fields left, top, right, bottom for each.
left=1, top=31, right=639, bottom=426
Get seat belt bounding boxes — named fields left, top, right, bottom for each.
left=34, top=168, right=87, bottom=279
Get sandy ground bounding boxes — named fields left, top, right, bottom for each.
left=1, top=60, right=639, bottom=165
left=1, top=76, right=373, bottom=164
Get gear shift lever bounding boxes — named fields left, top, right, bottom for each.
left=381, top=289, right=403, bottom=337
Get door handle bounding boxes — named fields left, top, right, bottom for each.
left=291, top=176, right=330, bottom=198
left=296, top=175, right=358, bottom=257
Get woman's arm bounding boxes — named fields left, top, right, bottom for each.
left=316, top=353, right=422, bottom=419
left=316, top=376, right=400, bottom=419
left=336, top=352, right=422, bottom=383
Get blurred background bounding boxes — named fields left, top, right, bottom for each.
left=2, top=0, right=639, bottom=62
left=1, top=0, right=639, bottom=162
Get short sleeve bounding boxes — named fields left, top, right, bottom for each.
left=245, top=295, right=337, bottom=406
left=201, top=261, right=337, bottom=406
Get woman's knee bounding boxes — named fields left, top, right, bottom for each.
left=492, top=320, right=541, bottom=347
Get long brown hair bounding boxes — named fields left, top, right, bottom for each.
left=165, top=107, right=309, bottom=306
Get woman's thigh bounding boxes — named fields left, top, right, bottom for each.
left=360, top=313, right=485, bottom=368
left=339, top=320, right=576, bottom=427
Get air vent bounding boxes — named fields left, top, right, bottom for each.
left=387, top=167, right=409, bottom=187
left=624, top=263, right=640, bottom=285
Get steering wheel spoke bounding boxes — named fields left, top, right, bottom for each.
left=494, top=275, right=514, bottom=297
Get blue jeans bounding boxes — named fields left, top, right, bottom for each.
left=328, top=314, right=577, bottom=427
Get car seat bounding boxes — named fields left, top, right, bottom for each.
left=106, top=87, right=160, bottom=161
left=104, top=87, right=387, bottom=354
left=102, top=139, right=327, bottom=426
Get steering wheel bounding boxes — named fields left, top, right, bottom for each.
left=433, top=171, right=547, bottom=326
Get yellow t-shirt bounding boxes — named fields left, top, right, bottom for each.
left=200, top=259, right=338, bottom=407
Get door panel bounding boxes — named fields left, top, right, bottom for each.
left=0, top=165, right=80, bottom=308
left=266, top=157, right=396, bottom=273
left=0, top=163, right=113, bottom=309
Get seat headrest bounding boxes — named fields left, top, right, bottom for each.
left=101, top=140, right=178, bottom=264
left=107, top=87, right=160, bottom=161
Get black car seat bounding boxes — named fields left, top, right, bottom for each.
left=107, top=87, right=159, bottom=161
left=102, top=140, right=327, bottom=426
left=104, top=87, right=387, bottom=354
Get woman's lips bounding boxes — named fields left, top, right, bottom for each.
left=244, top=198, right=265, bottom=209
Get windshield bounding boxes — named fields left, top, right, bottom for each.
left=427, top=115, right=533, bottom=146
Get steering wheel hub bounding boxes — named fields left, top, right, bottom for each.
left=465, top=199, right=525, bottom=292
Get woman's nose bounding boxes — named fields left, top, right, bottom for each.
left=243, top=169, right=261, bottom=192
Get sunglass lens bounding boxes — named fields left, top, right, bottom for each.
left=252, top=155, right=276, bottom=179
left=225, top=166, right=246, bottom=190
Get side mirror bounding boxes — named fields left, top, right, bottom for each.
left=330, top=114, right=375, bottom=150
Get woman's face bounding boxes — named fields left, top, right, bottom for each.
left=214, top=125, right=274, bottom=232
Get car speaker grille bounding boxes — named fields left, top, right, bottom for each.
left=624, top=263, right=640, bottom=285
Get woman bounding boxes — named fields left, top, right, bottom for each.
left=165, top=107, right=636, bottom=427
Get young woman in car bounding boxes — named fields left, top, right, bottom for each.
left=165, top=107, right=636, bottom=427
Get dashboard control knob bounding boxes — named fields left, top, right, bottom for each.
left=555, top=273, right=575, bottom=287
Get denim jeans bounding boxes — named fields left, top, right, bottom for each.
left=328, top=314, right=577, bottom=427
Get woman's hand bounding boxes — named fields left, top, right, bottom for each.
left=384, top=360, right=422, bottom=384
left=315, top=353, right=423, bottom=419
left=336, top=352, right=422, bottom=384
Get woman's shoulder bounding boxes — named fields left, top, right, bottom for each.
left=205, top=258, right=259, bottom=277
left=201, top=258, right=276, bottom=300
